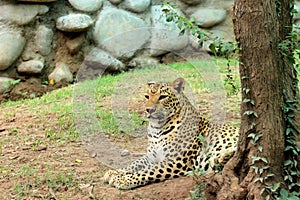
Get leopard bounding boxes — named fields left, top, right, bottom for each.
left=103, top=77, right=239, bottom=189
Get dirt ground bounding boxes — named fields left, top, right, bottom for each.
left=0, top=81, right=240, bottom=199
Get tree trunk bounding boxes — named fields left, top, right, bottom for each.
left=205, top=0, right=299, bottom=199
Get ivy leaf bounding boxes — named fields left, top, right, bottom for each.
left=284, top=159, right=293, bottom=166
left=247, top=133, right=256, bottom=139
left=209, top=43, right=217, bottom=56
left=243, top=110, right=258, bottom=118
left=280, top=189, right=288, bottom=200
left=261, top=157, right=268, bottom=164
left=272, top=182, right=281, bottom=192
left=243, top=88, right=251, bottom=94
left=265, top=173, right=274, bottom=179
left=285, top=145, right=293, bottom=151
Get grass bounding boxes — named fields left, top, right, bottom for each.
left=89, top=60, right=241, bottom=136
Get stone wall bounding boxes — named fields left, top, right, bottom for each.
left=0, top=0, right=298, bottom=92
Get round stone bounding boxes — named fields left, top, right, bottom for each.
left=17, top=60, right=44, bottom=74
left=35, top=25, right=53, bottom=56
left=48, top=62, right=73, bottom=83
left=56, top=14, right=93, bottom=32
left=191, top=8, right=227, bottom=28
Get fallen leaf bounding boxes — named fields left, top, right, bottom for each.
left=49, top=78, right=55, bottom=86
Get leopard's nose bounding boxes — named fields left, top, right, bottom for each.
left=146, top=108, right=155, bottom=114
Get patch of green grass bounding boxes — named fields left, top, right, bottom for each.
left=91, top=60, right=242, bottom=135
left=95, top=74, right=125, bottom=98
left=45, top=170, right=74, bottom=192
left=13, top=183, right=25, bottom=200
left=96, top=109, right=119, bottom=135
left=31, top=139, right=43, bottom=151
left=17, top=164, right=36, bottom=178
left=45, top=116, right=78, bottom=143
left=8, top=128, right=19, bottom=136
left=131, top=111, right=146, bottom=127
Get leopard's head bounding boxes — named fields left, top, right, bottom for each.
left=145, top=78, right=185, bottom=122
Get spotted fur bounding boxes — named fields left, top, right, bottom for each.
left=103, top=77, right=239, bottom=189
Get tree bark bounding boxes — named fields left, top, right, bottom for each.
left=205, top=0, right=299, bottom=199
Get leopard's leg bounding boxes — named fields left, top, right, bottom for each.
left=196, top=144, right=237, bottom=173
left=120, top=154, right=155, bottom=172
left=109, top=157, right=196, bottom=190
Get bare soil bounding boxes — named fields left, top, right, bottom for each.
left=0, top=78, right=68, bottom=104
left=0, top=82, right=240, bottom=199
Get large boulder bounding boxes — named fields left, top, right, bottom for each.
left=0, top=4, right=49, bottom=25
left=0, top=24, right=26, bottom=71
left=68, top=0, right=104, bottom=12
left=77, top=47, right=125, bottom=80
left=84, top=48, right=125, bottom=73
left=93, top=7, right=150, bottom=59
left=150, top=5, right=189, bottom=56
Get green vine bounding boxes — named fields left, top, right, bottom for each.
left=162, top=2, right=239, bottom=94
left=278, top=6, right=300, bottom=196
left=282, top=91, right=300, bottom=191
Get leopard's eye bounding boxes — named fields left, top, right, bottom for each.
left=145, top=95, right=149, bottom=99
left=158, top=95, right=168, bottom=101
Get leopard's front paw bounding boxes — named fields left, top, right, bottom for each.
left=103, top=169, right=132, bottom=185
left=103, top=170, right=138, bottom=189
left=103, top=170, right=120, bottom=184
left=111, top=174, right=137, bottom=190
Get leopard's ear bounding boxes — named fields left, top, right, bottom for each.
left=146, top=81, right=156, bottom=89
left=172, top=77, right=185, bottom=93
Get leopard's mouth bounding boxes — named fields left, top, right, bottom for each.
left=147, top=113, right=165, bottom=120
